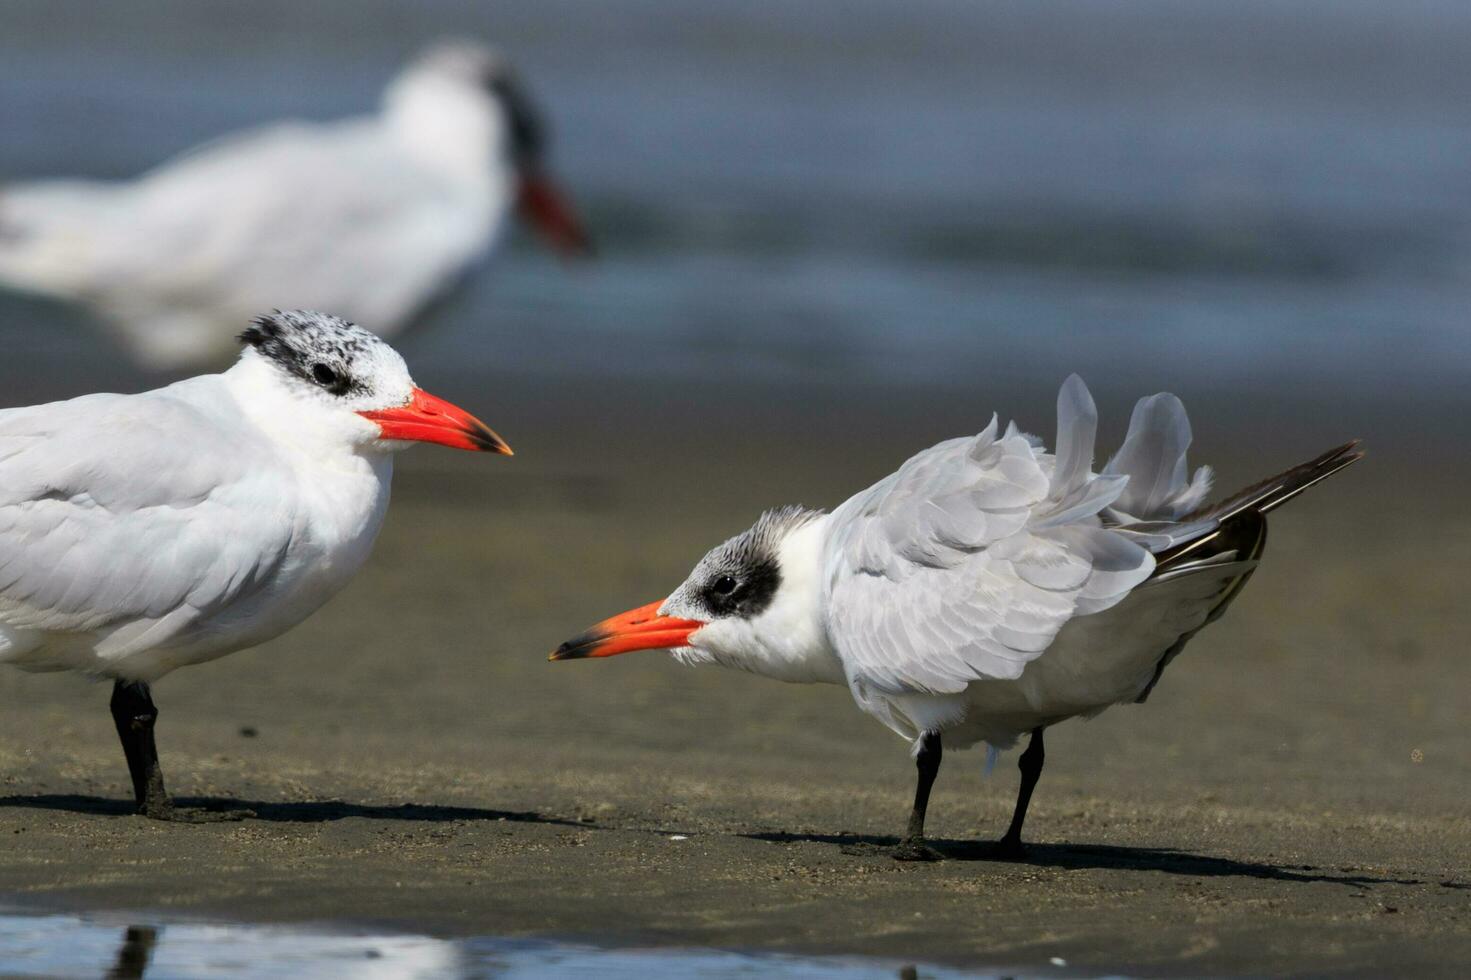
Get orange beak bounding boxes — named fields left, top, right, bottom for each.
left=549, top=600, right=704, bottom=661
left=358, top=387, right=512, bottom=454
left=518, top=171, right=594, bottom=259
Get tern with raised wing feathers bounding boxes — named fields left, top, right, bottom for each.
left=0, top=40, right=590, bottom=370
left=0, top=310, right=509, bottom=820
left=553, top=376, right=1361, bottom=860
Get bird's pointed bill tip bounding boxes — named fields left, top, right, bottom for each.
left=548, top=627, right=611, bottom=661
left=473, top=429, right=514, bottom=456
left=359, top=387, right=510, bottom=454
left=550, top=600, right=702, bottom=662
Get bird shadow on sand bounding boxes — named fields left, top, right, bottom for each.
left=0, top=793, right=586, bottom=828
left=744, top=831, right=1424, bottom=888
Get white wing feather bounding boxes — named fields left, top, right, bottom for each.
left=824, top=377, right=1158, bottom=698
left=1103, top=392, right=1214, bottom=521
left=0, top=380, right=296, bottom=657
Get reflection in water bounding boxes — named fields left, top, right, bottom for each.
left=106, top=924, right=159, bottom=977
left=106, top=925, right=158, bottom=979
left=0, top=911, right=1058, bottom=979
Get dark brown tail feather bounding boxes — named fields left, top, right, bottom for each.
left=1135, top=441, right=1363, bottom=702
left=1193, top=439, right=1364, bottom=524
left=1155, top=439, right=1362, bottom=568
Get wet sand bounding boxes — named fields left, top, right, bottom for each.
left=0, top=374, right=1467, bottom=976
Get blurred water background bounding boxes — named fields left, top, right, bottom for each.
left=1, top=0, right=1467, bottom=421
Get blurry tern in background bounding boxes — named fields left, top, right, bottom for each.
left=0, top=40, right=591, bottom=370
left=553, top=376, right=1361, bottom=860
left=0, top=310, right=509, bottom=820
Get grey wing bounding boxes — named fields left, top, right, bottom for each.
left=122, top=122, right=481, bottom=310
left=825, top=374, right=1356, bottom=717
left=0, top=124, right=340, bottom=292
left=0, top=387, right=297, bottom=655
left=824, top=376, right=1158, bottom=699
left=7, top=120, right=487, bottom=340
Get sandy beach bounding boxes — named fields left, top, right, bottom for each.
left=0, top=373, right=1465, bottom=976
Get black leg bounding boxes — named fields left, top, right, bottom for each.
left=110, top=680, right=173, bottom=819
left=892, top=730, right=944, bottom=861
left=108, top=680, right=252, bottom=823
left=995, top=727, right=1045, bottom=859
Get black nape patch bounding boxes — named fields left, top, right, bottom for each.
left=237, top=315, right=282, bottom=350
left=489, top=73, right=546, bottom=166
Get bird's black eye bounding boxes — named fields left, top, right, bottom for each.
left=311, top=363, right=340, bottom=388
left=711, top=575, right=738, bottom=596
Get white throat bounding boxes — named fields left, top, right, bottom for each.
left=222, top=352, right=386, bottom=464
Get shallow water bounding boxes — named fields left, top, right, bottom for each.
left=0, top=911, right=1049, bottom=979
